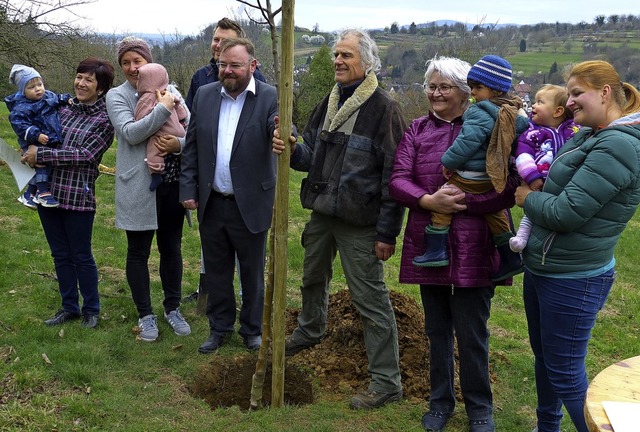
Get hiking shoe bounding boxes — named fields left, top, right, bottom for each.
left=138, top=314, right=159, bottom=342
left=349, top=389, right=403, bottom=409
left=285, top=334, right=317, bottom=356
left=35, top=191, right=59, bottom=207
left=470, top=417, right=495, bottom=432
left=164, top=309, right=191, bottom=336
left=422, top=411, right=452, bottom=431
left=18, top=192, right=38, bottom=209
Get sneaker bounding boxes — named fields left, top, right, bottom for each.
left=17, top=192, right=37, bottom=209
left=469, top=417, right=495, bottom=432
left=164, top=309, right=191, bottom=336
left=34, top=191, right=59, bottom=208
left=349, top=389, right=403, bottom=409
left=422, top=411, right=452, bottom=431
left=138, top=314, right=159, bottom=342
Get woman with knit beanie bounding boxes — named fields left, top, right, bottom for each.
left=106, top=37, right=191, bottom=342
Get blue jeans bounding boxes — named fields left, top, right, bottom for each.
left=420, top=284, right=495, bottom=420
left=37, top=206, right=99, bottom=315
left=523, top=269, right=615, bottom=432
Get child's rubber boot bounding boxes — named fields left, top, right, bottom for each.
left=412, top=225, right=450, bottom=268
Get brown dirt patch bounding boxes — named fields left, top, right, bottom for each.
left=190, top=354, right=314, bottom=409
left=191, top=289, right=453, bottom=409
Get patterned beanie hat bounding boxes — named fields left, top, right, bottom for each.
left=467, top=55, right=513, bottom=93
left=9, top=64, right=42, bottom=95
left=117, top=36, right=153, bottom=65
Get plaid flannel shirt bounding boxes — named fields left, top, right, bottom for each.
left=38, top=97, right=114, bottom=211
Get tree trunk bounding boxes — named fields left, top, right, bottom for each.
left=270, top=0, right=295, bottom=409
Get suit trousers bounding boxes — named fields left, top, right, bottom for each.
left=200, top=193, right=267, bottom=338
left=292, top=212, right=402, bottom=393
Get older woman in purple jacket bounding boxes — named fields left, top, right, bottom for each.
left=389, top=56, right=520, bottom=432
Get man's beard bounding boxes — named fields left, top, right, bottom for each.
left=222, top=75, right=239, bottom=94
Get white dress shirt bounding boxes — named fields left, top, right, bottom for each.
left=213, top=76, right=256, bottom=194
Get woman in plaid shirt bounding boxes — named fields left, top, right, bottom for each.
left=22, top=58, right=115, bottom=329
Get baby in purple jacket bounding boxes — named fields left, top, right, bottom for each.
left=510, top=84, right=580, bottom=252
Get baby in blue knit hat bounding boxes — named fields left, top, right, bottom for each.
left=413, top=54, right=530, bottom=282
left=4, top=64, right=72, bottom=208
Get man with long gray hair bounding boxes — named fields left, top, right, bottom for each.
left=273, top=28, right=406, bottom=409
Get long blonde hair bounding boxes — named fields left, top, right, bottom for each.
left=564, top=60, right=640, bottom=115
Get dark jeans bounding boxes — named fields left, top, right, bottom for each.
left=126, top=181, right=184, bottom=318
left=34, top=165, right=52, bottom=191
left=523, top=269, right=615, bottom=432
left=420, top=284, right=495, bottom=420
left=38, top=206, right=99, bottom=315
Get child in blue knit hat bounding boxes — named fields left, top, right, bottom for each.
left=4, top=64, right=72, bottom=208
left=414, top=54, right=530, bottom=282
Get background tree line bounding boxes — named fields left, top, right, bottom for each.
left=3, top=1, right=640, bottom=132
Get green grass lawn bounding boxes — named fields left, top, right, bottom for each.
left=1, top=103, right=639, bottom=431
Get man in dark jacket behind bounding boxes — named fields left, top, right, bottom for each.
left=185, top=17, right=266, bottom=110
left=273, top=28, right=406, bottom=410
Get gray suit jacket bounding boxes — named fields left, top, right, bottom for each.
left=180, top=79, right=278, bottom=234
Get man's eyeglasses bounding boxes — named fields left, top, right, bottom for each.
left=425, top=84, right=458, bottom=95
left=217, top=62, right=248, bottom=71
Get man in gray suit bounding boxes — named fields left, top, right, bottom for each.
left=180, top=38, right=277, bottom=353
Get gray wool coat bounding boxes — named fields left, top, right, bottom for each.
left=106, top=80, right=189, bottom=230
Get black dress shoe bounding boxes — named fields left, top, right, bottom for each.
left=244, top=335, right=262, bottom=351
left=181, top=291, right=199, bottom=304
left=198, top=332, right=232, bottom=354
left=44, top=309, right=81, bottom=326
left=81, top=314, right=99, bottom=329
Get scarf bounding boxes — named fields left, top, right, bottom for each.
left=324, top=72, right=378, bottom=132
left=486, top=96, right=523, bottom=193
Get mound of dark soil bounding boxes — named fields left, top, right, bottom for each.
left=192, top=289, right=447, bottom=409
left=286, top=289, right=431, bottom=401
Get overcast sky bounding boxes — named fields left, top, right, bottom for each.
left=50, top=0, right=640, bottom=36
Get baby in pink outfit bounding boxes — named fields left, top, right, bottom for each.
left=134, top=63, right=187, bottom=191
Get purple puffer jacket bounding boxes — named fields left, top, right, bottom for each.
left=389, top=113, right=519, bottom=287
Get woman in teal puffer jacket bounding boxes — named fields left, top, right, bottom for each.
left=515, top=60, right=640, bottom=432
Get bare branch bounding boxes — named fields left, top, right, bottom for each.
left=237, top=0, right=281, bottom=26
